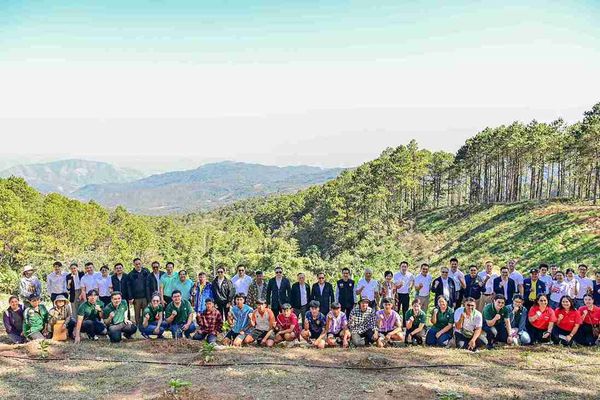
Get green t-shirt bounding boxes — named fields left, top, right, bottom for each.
left=482, top=303, right=509, bottom=326
left=103, top=301, right=129, bottom=325
left=159, top=273, right=178, bottom=297
left=143, top=304, right=164, bottom=323
left=165, top=300, right=193, bottom=324
left=77, top=300, right=105, bottom=321
left=23, top=304, right=50, bottom=337
left=405, top=309, right=427, bottom=327
left=433, top=307, right=455, bottom=330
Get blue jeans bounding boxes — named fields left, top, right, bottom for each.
left=192, top=332, right=217, bottom=344
left=425, top=327, right=452, bottom=346
left=169, top=322, right=196, bottom=339
left=142, top=322, right=168, bottom=337
left=549, top=300, right=560, bottom=309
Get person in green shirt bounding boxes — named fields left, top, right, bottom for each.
left=405, top=298, right=427, bottom=344
left=165, top=290, right=195, bottom=338
left=103, top=291, right=137, bottom=343
left=426, top=295, right=454, bottom=346
left=141, top=294, right=167, bottom=339
left=23, top=294, right=49, bottom=340
left=482, top=294, right=512, bottom=349
left=74, top=289, right=107, bottom=343
left=159, top=262, right=177, bottom=305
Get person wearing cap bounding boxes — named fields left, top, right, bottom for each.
left=274, top=303, right=300, bottom=344
left=141, top=294, right=167, bottom=339
left=482, top=294, right=513, bottom=348
left=46, top=261, right=68, bottom=302
left=355, top=268, right=380, bottom=310
left=247, top=298, right=276, bottom=347
left=405, top=298, right=427, bottom=345
left=192, top=272, right=214, bottom=314
left=325, top=302, right=350, bottom=348
left=301, top=300, right=327, bottom=349
left=291, top=272, right=311, bottom=326
left=506, top=294, right=530, bottom=345
left=454, top=297, right=487, bottom=351
left=426, top=295, right=454, bottom=347
left=348, top=298, right=377, bottom=346
left=311, top=272, right=335, bottom=316
left=74, top=289, right=107, bottom=343
left=23, top=294, right=49, bottom=341
left=165, top=289, right=196, bottom=339
left=48, top=294, right=75, bottom=340
left=247, top=270, right=268, bottom=309
left=193, top=298, right=223, bottom=344
left=527, top=294, right=556, bottom=344
left=3, top=295, right=26, bottom=344
left=19, top=265, right=42, bottom=306
left=103, top=291, right=137, bottom=343
left=575, top=294, right=600, bottom=346
left=523, top=268, right=546, bottom=310
left=375, top=298, right=403, bottom=347
left=223, top=294, right=254, bottom=346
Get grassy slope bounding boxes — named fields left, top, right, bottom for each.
left=415, top=200, right=600, bottom=271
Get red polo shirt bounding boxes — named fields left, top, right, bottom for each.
left=554, top=309, right=583, bottom=332
left=578, top=306, right=600, bottom=325
left=528, top=305, right=557, bottom=330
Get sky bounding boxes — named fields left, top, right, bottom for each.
left=1, top=0, right=599, bottom=173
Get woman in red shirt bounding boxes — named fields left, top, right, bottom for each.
left=552, top=295, right=582, bottom=346
left=575, top=294, right=600, bottom=346
left=528, top=294, right=556, bottom=344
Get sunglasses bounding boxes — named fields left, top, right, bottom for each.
left=466, top=304, right=475, bottom=307
left=238, top=269, right=245, bottom=272
left=275, top=271, right=283, bottom=274
left=217, top=271, right=224, bottom=274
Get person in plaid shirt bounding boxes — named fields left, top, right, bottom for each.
left=349, top=298, right=377, bottom=346
left=193, top=298, right=223, bottom=344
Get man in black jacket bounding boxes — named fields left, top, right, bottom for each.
left=211, top=264, right=234, bottom=319
left=146, top=261, right=164, bottom=301
left=291, top=272, right=311, bottom=326
left=128, top=258, right=150, bottom=327
left=66, top=262, right=85, bottom=317
left=111, top=263, right=130, bottom=319
left=432, top=267, right=457, bottom=307
left=266, top=265, right=291, bottom=315
left=311, top=272, right=335, bottom=316
left=336, top=268, right=356, bottom=319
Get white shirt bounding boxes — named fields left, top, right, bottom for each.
left=393, top=271, right=414, bottom=294
left=564, top=278, right=578, bottom=298
left=448, top=269, right=465, bottom=293
left=356, top=278, right=379, bottom=301
left=576, top=276, right=594, bottom=299
left=477, top=271, right=498, bottom=295
left=549, top=280, right=569, bottom=303
left=299, top=284, right=307, bottom=306
left=441, top=278, right=450, bottom=299
left=509, top=271, right=524, bottom=286
left=414, top=274, right=432, bottom=297
left=80, top=272, right=101, bottom=293
left=232, top=274, right=253, bottom=296
left=47, top=271, right=67, bottom=294
left=454, top=307, right=483, bottom=335
left=539, top=274, right=553, bottom=294
left=71, top=272, right=81, bottom=290
left=97, top=275, right=112, bottom=297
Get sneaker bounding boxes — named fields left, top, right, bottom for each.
left=141, top=332, right=149, bottom=339
left=92, top=335, right=99, bottom=341
left=558, top=334, right=568, bottom=342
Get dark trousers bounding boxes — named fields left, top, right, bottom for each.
left=396, top=293, right=410, bottom=326
left=163, top=295, right=172, bottom=305
left=50, top=292, right=69, bottom=302
left=455, top=290, right=464, bottom=309
left=552, top=326, right=575, bottom=346
left=483, top=323, right=508, bottom=347
left=216, top=302, right=230, bottom=320
left=99, top=296, right=112, bottom=305
left=405, top=326, right=425, bottom=344
left=81, top=320, right=106, bottom=337
left=340, top=304, right=354, bottom=320
left=529, top=326, right=551, bottom=344
left=454, top=331, right=487, bottom=350
left=107, top=323, right=138, bottom=342
left=351, top=329, right=375, bottom=346
left=169, top=322, right=196, bottom=339
left=294, top=305, right=308, bottom=326
left=575, top=324, right=598, bottom=346
left=193, top=332, right=218, bottom=344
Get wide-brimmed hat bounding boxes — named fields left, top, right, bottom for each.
left=53, top=294, right=69, bottom=304
left=22, top=265, right=35, bottom=274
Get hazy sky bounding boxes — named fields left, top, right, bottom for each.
left=1, top=1, right=599, bottom=172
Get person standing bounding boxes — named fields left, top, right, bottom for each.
left=414, top=263, right=433, bottom=314
left=212, top=264, right=235, bottom=319
left=477, top=261, right=498, bottom=310
left=464, top=265, right=483, bottom=310
left=111, top=263, right=130, bottom=306
left=66, top=263, right=84, bottom=317
left=594, top=271, right=600, bottom=306
left=246, top=270, right=267, bottom=309
left=291, top=273, right=311, bottom=326
left=493, top=266, right=517, bottom=306
left=523, top=268, right=546, bottom=310
left=3, top=296, right=25, bottom=344
left=380, top=271, right=396, bottom=308
left=46, top=261, right=68, bottom=302
left=538, top=263, right=553, bottom=295
left=103, top=291, right=137, bottom=343
left=335, top=268, right=356, bottom=319
left=266, top=265, right=291, bottom=315
left=575, top=264, right=594, bottom=309
left=231, top=263, right=253, bottom=296
left=192, top=272, right=213, bottom=314
left=393, top=261, right=413, bottom=325
left=311, top=272, right=335, bottom=316
left=80, top=262, right=101, bottom=303
left=432, top=267, right=457, bottom=308
left=97, top=265, right=113, bottom=305
left=448, top=258, right=466, bottom=308
left=159, top=262, right=177, bottom=305
left=355, top=268, right=380, bottom=309
left=128, top=258, right=150, bottom=327
left=19, top=265, right=42, bottom=306
left=549, top=271, right=569, bottom=309
left=146, top=261, right=164, bottom=302
left=507, top=259, right=524, bottom=296
left=171, top=270, right=194, bottom=302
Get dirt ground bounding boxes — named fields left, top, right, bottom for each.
left=0, top=335, right=599, bottom=400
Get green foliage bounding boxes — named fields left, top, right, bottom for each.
left=38, top=339, right=51, bottom=359
left=167, top=378, right=191, bottom=394
left=201, top=342, right=215, bottom=363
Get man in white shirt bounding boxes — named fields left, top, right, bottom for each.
left=575, top=264, right=594, bottom=308
left=356, top=268, right=380, bottom=309
left=47, top=261, right=68, bottom=301
left=507, top=259, right=524, bottom=296
left=477, top=261, right=498, bottom=311
left=80, top=262, right=101, bottom=302
left=448, top=257, right=466, bottom=308
left=231, top=264, right=253, bottom=296
left=393, top=261, right=413, bottom=323
left=413, top=263, right=433, bottom=313
left=549, top=270, right=569, bottom=308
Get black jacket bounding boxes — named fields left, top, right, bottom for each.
left=66, top=271, right=84, bottom=302
left=128, top=267, right=150, bottom=300
left=146, top=270, right=165, bottom=301
left=432, top=276, right=457, bottom=306
left=266, top=277, right=291, bottom=310
left=310, top=282, right=335, bottom=314
left=290, top=282, right=311, bottom=309
left=211, top=277, right=234, bottom=305
left=111, top=273, right=129, bottom=300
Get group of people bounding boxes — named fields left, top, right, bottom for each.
left=4, top=258, right=600, bottom=351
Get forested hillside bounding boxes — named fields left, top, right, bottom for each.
left=1, top=103, right=599, bottom=294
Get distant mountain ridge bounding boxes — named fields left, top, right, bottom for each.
left=0, top=159, right=145, bottom=194
left=73, top=161, right=345, bottom=215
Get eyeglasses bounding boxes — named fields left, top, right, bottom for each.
left=275, top=271, right=283, bottom=274
left=217, top=271, right=224, bottom=274
left=442, top=271, right=449, bottom=274
left=238, top=269, right=244, bottom=273
left=465, top=304, right=475, bottom=308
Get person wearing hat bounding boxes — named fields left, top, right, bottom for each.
left=523, top=268, right=546, bottom=310
left=247, top=298, right=276, bottom=347
left=193, top=298, right=223, bottom=344
left=103, top=291, right=137, bottom=343
left=23, top=294, right=49, bottom=341
left=48, top=294, right=75, bottom=340
left=223, top=294, right=254, bottom=347
left=74, top=289, right=107, bottom=343
left=3, top=295, right=26, bottom=344
left=355, top=268, right=380, bottom=310
left=141, top=293, right=167, bottom=339
left=19, top=265, right=42, bottom=307
left=325, top=302, right=350, bottom=348
left=376, top=297, right=404, bottom=347
left=274, top=303, right=300, bottom=344
left=301, top=300, right=327, bottom=349
left=348, top=298, right=378, bottom=346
